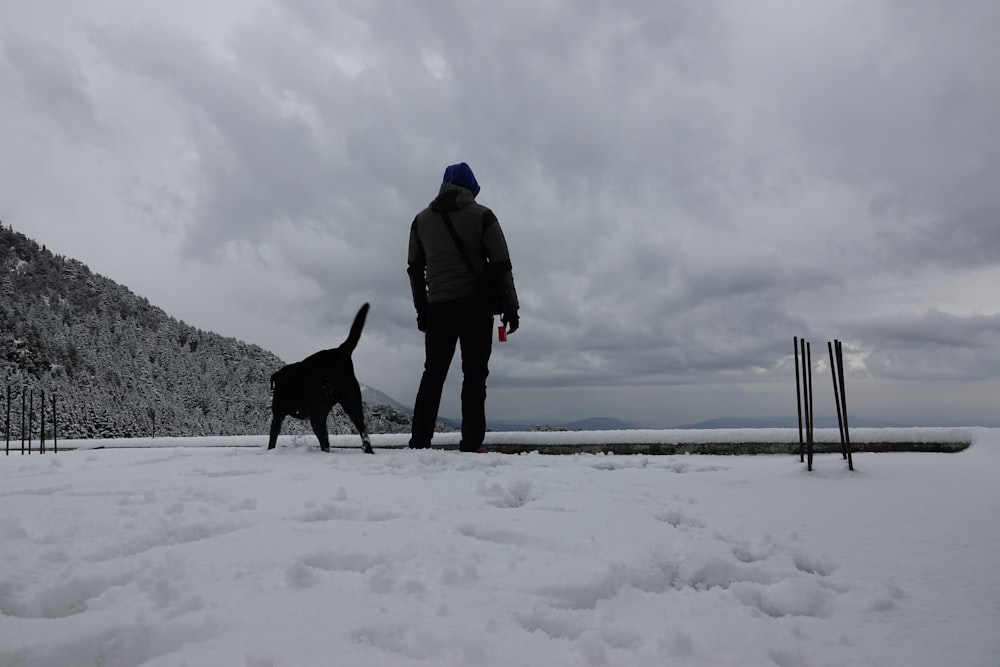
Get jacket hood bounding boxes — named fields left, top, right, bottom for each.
left=430, top=183, right=477, bottom=212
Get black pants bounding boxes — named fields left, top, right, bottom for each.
left=410, top=299, right=493, bottom=448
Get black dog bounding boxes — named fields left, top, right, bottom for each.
left=268, top=303, right=374, bottom=454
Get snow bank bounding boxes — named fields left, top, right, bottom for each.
left=48, top=426, right=976, bottom=452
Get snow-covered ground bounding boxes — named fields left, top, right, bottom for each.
left=1, top=428, right=998, bottom=666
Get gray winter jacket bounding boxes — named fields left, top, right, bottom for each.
left=407, top=183, right=519, bottom=312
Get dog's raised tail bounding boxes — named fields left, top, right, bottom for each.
left=342, top=302, right=370, bottom=354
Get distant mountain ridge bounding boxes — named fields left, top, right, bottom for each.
left=674, top=415, right=903, bottom=429
left=471, top=416, right=642, bottom=432
left=0, top=224, right=412, bottom=438
left=361, top=385, right=410, bottom=413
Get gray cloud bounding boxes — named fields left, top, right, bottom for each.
left=847, top=310, right=1000, bottom=381
left=2, top=33, right=107, bottom=143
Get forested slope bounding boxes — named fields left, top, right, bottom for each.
left=0, top=224, right=411, bottom=438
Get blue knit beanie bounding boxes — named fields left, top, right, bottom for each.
left=442, top=162, right=480, bottom=197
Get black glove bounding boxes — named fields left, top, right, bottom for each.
left=502, top=311, right=519, bottom=335
left=416, top=307, right=427, bottom=333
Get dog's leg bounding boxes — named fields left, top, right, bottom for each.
left=341, top=388, right=374, bottom=454
left=359, top=428, right=374, bottom=455
left=268, top=414, right=284, bottom=450
left=310, top=412, right=332, bottom=452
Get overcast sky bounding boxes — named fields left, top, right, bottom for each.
left=3, top=0, right=999, bottom=427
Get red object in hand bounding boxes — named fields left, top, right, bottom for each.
left=498, top=325, right=507, bottom=342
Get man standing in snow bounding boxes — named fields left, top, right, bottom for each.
left=406, top=162, right=519, bottom=452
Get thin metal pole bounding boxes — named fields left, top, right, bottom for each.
left=800, top=338, right=809, bottom=465
left=40, top=388, right=45, bottom=454
left=836, top=340, right=854, bottom=471
left=794, top=337, right=803, bottom=462
left=53, top=393, right=58, bottom=454
left=806, top=341, right=814, bottom=472
left=21, top=386, right=26, bottom=455
left=4, top=383, right=9, bottom=456
left=828, top=341, right=846, bottom=457
left=28, top=389, right=33, bottom=455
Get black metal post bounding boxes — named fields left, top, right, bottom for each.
left=21, top=385, right=26, bottom=455
left=40, top=388, right=45, bottom=454
left=800, top=338, right=809, bottom=461
left=828, top=341, right=845, bottom=456
left=806, top=341, right=814, bottom=472
left=794, top=337, right=804, bottom=462
left=53, top=393, right=58, bottom=454
left=4, top=383, right=9, bottom=456
left=28, top=389, right=33, bottom=455
left=835, top=340, right=854, bottom=471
